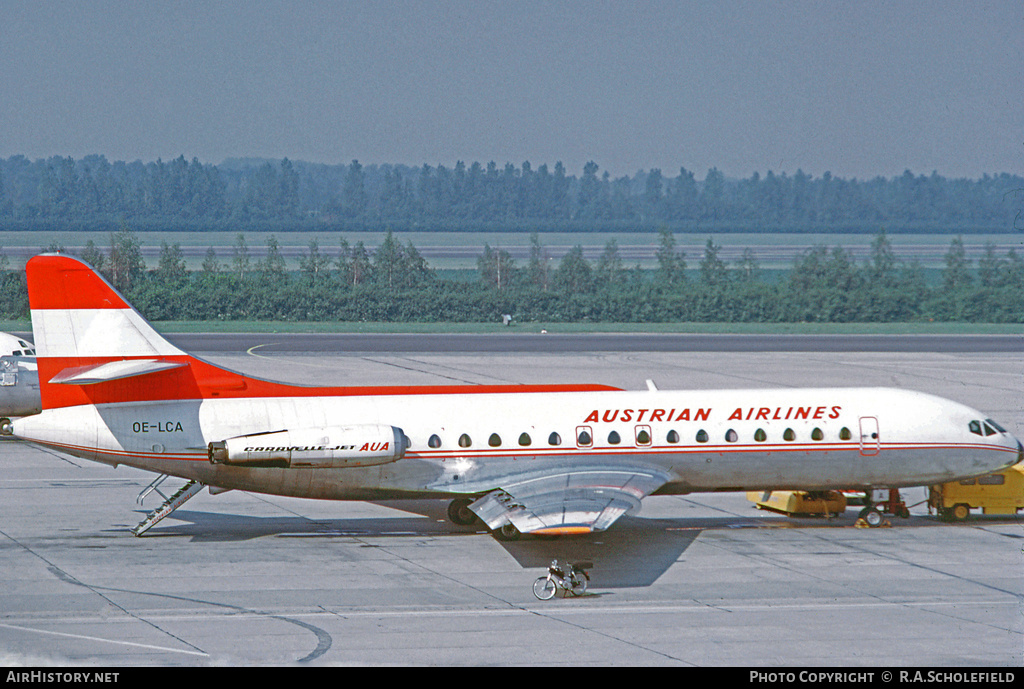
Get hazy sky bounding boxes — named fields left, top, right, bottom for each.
left=2, top=0, right=1021, bottom=180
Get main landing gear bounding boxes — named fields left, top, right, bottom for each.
left=446, top=497, right=521, bottom=541
left=447, top=497, right=478, bottom=526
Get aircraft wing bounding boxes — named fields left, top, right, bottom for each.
left=469, top=467, right=671, bottom=536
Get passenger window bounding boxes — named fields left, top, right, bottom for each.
left=666, top=429, right=680, bottom=444
left=969, top=420, right=983, bottom=436
left=839, top=427, right=852, bottom=440
left=725, top=429, right=738, bottom=443
left=548, top=432, right=561, bottom=446
left=636, top=427, right=651, bottom=445
left=811, top=428, right=823, bottom=441
left=458, top=433, right=472, bottom=448
left=488, top=433, right=502, bottom=447
left=518, top=432, right=531, bottom=446
left=978, top=474, right=1006, bottom=485
left=428, top=434, right=442, bottom=449
left=577, top=428, right=592, bottom=447
left=754, top=429, right=767, bottom=442
left=696, top=430, right=708, bottom=443
left=783, top=428, right=795, bottom=441
left=608, top=431, right=621, bottom=445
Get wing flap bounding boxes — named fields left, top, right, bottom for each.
left=469, top=467, right=669, bottom=535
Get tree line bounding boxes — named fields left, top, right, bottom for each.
left=1, top=228, right=1021, bottom=323
left=1, top=155, right=1021, bottom=233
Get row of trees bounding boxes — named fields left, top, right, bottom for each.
left=2, top=229, right=1021, bottom=323
left=2, top=155, right=1021, bottom=232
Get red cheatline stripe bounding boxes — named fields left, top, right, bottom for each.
left=407, top=442, right=1016, bottom=459
left=27, top=437, right=1015, bottom=466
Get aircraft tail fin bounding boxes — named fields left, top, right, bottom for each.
left=27, top=254, right=185, bottom=361
left=26, top=254, right=194, bottom=409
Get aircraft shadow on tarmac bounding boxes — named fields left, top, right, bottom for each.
left=128, top=499, right=769, bottom=588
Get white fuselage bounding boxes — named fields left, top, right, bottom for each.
left=13, top=386, right=1021, bottom=501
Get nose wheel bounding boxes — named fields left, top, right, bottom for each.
left=860, top=506, right=884, bottom=527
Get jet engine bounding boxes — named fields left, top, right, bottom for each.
left=208, top=424, right=408, bottom=468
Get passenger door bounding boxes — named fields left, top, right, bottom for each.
left=859, top=417, right=880, bottom=456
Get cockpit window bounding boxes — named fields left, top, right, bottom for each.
left=986, top=418, right=1007, bottom=433
left=968, top=420, right=983, bottom=436
left=983, top=422, right=997, bottom=436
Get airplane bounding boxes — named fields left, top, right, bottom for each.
left=0, top=332, right=37, bottom=358
left=2, top=254, right=1021, bottom=538
left=0, top=332, right=40, bottom=418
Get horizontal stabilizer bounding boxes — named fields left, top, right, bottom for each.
left=49, top=359, right=188, bottom=385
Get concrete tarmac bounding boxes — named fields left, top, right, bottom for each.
left=1, top=343, right=1022, bottom=666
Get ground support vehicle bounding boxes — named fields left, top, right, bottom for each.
left=747, top=490, right=847, bottom=518
left=929, top=465, right=1024, bottom=521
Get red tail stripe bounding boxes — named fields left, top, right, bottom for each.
left=27, top=255, right=130, bottom=310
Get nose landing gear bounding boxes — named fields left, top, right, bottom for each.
left=856, top=489, right=910, bottom=527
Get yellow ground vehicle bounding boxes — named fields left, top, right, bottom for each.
left=747, top=490, right=847, bottom=517
left=929, top=465, right=1024, bottom=521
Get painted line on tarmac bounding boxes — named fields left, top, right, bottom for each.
left=0, top=622, right=210, bottom=657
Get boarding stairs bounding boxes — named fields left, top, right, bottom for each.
left=131, top=475, right=204, bottom=536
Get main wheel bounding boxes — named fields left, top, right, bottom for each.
left=864, top=508, right=884, bottom=527
left=447, top=498, right=477, bottom=526
left=533, top=576, right=557, bottom=600
left=493, top=522, right=521, bottom=541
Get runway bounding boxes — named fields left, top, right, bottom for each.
left=1, top=340, right=1022, bottom=666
